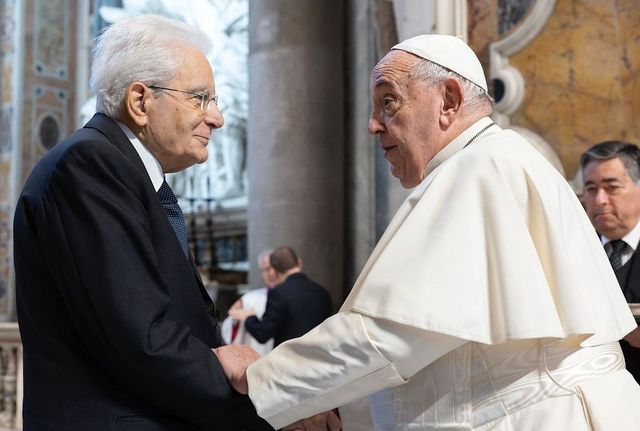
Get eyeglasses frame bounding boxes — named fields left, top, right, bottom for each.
left=147, top=85, right=219, bottom=113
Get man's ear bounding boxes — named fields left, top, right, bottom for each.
left=124, top=82, right=150, bottom=128
left=440, top=78, right=463, bottom=127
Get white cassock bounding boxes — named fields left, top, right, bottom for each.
left=246, top=117, right=640, bottom=430
left=221, top=287, right=274, bottom=356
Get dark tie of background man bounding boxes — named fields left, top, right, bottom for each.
left=157, top=180, right=190, bottom=258
left=609, top=239, right=628, bottom=272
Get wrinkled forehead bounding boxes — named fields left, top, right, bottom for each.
left=370, top=50, right=421, bottom=91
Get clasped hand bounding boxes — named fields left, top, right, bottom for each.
left=212, top=345, right=259, bottom=394
left=213, top=346, right=342, bottom=430
left=283, top=410, right=341, bottom=431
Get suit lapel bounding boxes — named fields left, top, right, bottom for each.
left=84, top=114, right=219, bottom=319
left=83, top=113, right=151, bottom=187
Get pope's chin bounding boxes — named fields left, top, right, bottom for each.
left=389, top=165, right=417, bottom=189
left=399, top=176, right=421, bottom=189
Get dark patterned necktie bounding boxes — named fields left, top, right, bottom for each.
left=157, top=180, right=189, bottom=258
left=608, top=239, right=627, bottom=271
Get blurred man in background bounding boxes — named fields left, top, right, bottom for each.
left=229, top=246, right=333, bottom=347
left=222, top=250, right=276, bottom=355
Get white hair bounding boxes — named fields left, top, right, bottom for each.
left=89, top=15, right=212, bottom=119
left=257, top=249, right=273, bottom=266
left=411, top=58, right=494, bottom=116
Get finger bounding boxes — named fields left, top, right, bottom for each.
left=282, top=422, right=304, bottom=431
left=306, top=415, right=328, bottom=431
left=327, top=411, right=341, bottom=431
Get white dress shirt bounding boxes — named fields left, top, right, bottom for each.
left=602, top=219, right=640, bottom=267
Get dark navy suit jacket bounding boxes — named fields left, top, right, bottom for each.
left=245, top=273, right=332, bottom=347
left=14, top=114, right=272, bottom=430
left=615, top=246, right=640, bottom=384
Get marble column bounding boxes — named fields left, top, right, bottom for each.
left=248, top=0, right=345, bottom=305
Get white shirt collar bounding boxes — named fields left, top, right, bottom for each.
left=601, top=219, right=640, bottom=251
left=423, top=117, right=497, bottom=178
left=116, top=121, right=165, bottom=192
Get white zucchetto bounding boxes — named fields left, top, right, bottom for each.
left=392, top=34, right=488, bottom=92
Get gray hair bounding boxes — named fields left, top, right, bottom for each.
left=257, top=249, right=273, bottom=267
left=410, top=58, right=493, bottom=116
left=90, top=15, right=212, bottom=119
left=580, top=140, right=640, bottom=184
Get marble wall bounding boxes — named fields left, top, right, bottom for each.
left=469, top=0, right=640, bottom=179
left=21, top=0, right=78, bottom=185
left=0, top=0, right=81, bottom=319
left=510, top=0, right=640, bottom=178
left=468, top=0, right=497, bottom=94
left=0, top=0, right=18, bottom=319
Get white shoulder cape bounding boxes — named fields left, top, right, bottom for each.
left=342, top=118, right=635, bottom=346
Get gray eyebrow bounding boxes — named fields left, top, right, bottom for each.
left=373, top=77, right=395, bottom=89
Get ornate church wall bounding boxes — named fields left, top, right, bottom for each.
left=469, top=0, right=640, bottom=181
left=0, top=0, right=21, bottom=320
left=21, top=0, right=80, bottom=184
left=0, top=0, right=83, bottom=320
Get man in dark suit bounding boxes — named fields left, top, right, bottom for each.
left=13, top=15, right=271, bottom=431
left=230, top=247, right=333, bottom=347
left=581, top=140, right=640, bottom=383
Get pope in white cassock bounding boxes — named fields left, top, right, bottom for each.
left=218, top=35, right=640, bottom=430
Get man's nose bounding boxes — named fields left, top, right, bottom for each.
left=368, top=116, right=385, bottom=135
left=594, top=188, right=609, bottom=205
left=204, top=104, right=224, bottom=129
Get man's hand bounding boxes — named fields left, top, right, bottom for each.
left=283, top=410, right=341, bottom=431
left=624, top=326, right=640, bottom=348
left=229, top=298, right=243, bottom=311
left=212, top=345, right=260, bottom=394
left=228, top=307, right=257, bottom=321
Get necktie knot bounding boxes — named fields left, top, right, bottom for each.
left=157, top=180, right=189, bottom=257
left=158, top=180, right=178, bottom=205
left=608, top=239, right=627, bottom=271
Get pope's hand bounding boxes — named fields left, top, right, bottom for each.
left=212, top=345, right=260, bottom=394
left=282, top=410, right=341, bottom=431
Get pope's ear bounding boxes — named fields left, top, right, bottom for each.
left=124, top=82, right=150, bottom=127
left=442, top=78, right=463, bottom=112
left=440, top=78, right=463, bottom=126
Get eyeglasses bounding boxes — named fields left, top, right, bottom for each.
left=148, top=85, right=219, bottom=114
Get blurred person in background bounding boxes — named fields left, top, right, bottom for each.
left=229, top=246, right=333, bottom=348
left=221, top=249, right=276, bottom=355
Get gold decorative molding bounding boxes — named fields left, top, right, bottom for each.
left=489, top=0, right=564, bottom=175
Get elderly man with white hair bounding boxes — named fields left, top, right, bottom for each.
left=14, top=14, right=272, bottom=431
left=217, top=35, right=640, bottom=430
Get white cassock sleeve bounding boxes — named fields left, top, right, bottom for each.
left=246, top=311, right=465, bottom=429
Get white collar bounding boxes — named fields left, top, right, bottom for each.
left=601, top=218, right=640, bottom=251
left=116, top=121, right=165, bottom=192
left=423, top=117, right=497, bottom=178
